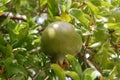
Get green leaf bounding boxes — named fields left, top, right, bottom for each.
left=66, top=54, right=82, bottom=77
left=6, top=63, right=27, bottom=77
left=2, top=0, right=10, bottom=4
left=90, top=0, right=101, bottom=6
left=48, top=0, right=59, bottom=17
left=0, top=34, right=6, bottom=45
left=0, top=44, right=12, bottom=58
left=0, top=6, right=8, bottom=11
left=65, top=71, right=80, bottom=80
left=84, top=68, right=100, bottom=80
left=107, top=23, right=120, bottom=34
left=56, top=13, right=71, bottom=22
left=109, top=10, right=120, bottom=22
left=11, top=73, right=25, bottom=80
left=93, top=27, right=108, bottom=42
left=14, top=27, right=28, bottom=47
left=51, top=64, right=66, bottom=80
left=12, top=0, right=21, bottom=12
left=14, top=53, right=25, bottom=65
left=84, top=74, right=93, bottom=80
left=90, top=42, right=101, bottom=48
left=69, top=8, right=89, bottom=27
left=65, top=0, right=72, bottom=11
left=40, top=0, right=47, bottom=7
left=108, top=66, right=118, bottom=79
left=86, top=1, right=99, bottom=15
left=71, top=2, right=80, bottom=8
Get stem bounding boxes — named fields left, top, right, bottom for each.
left=33, top=70, right=41, bottom=80
left=38, top=0, right=41, bottom=16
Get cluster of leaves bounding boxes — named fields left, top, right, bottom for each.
left=0, top=0, right=120, bottom=80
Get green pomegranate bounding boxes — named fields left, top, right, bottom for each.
left=41, top=21, right=82, bottom=64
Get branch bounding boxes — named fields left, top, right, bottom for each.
left=38, top=0, right=48, bottom=16
left=44, top=76, right=49, bottom=80
left=33, top=69, right=47, bottom=80
left=0, top=12, right=27, bottom=22
left=38, top=0, right=41, bottom=16
left=86, top=59, right=103, bottom=79
left=33, top=70, right=41, bottom=80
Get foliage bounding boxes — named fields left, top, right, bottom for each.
left=0, top=0, right=120, bottom=80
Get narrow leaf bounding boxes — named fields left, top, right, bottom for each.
left=66, top=54, right=82, bottom=77
left=65, top=71, right=80, bottom=80
left=51, top=64, right=66, bottom=80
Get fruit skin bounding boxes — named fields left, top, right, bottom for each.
left=41, top=21, right=82, bottom=63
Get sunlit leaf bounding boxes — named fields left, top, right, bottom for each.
left=86, top=1, right=99, bottom=15
left=84, top=68, right=100, bottom=80
left=40, top=0, right=47, bottom=7
left=66, top=54, right=82, bottom=77
left=69, top=8, right=89, bottom=27
left=0, top=34, right=6, bottom=45
left=51, top=64, right=66, bottom=80
left=48, top=0, right=59, bottom=17
left=65, top=71, right=80, bottom=80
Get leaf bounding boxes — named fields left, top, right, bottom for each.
left=1, top=0, right=10, bottom=4
left=90, top=42, right=101, bottom=48
left=12, top=0, right=21, bottom=12
left=11, top=74, right=25, bottom=80
left=14, top=27, right=28, bottom=47
left=84, top=68, right=100, bottom=80
left=0, top=34, right=6, bottom=45
left=48, top=0, right=59, bottom=17
left=107, top=23, right=120, bottom=32
left=90, top=0, right=101, bottom=6
left=51, top=64, right=66, bottom=80
left=66, top=54, right=82, bottom=77
left=93, top=27, right=108, bottom=42
left=65, top=71, right=80, bottom=80
left=40, top=0, right=47, bottom=7
left=0, top=11, right=3, bottom=16
left=0, top=6, right=8, bottom=11
left=101, top=1, right=113, bottom=8
left=0, top=44, right=12, bottom=58
left=5, top=63, right=27, bottom=77
left=65, top=0, right=72, bottom=11
left=69, top=8, right=89, bottom=27
left=86, top=1, right=99, bottom=15
left=56, top=13, right=71, bottom=22
left=71, top=2, right=80, bottom=8
left=108, top=66, right=118, bottom=79
left=14, top=53, right=25, bottom=65
left=109, top=10, right=120, bottom=22
left=84, top=74, right=93, bottom=80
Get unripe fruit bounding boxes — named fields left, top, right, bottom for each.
left=41, top=21, right=82, bottom=64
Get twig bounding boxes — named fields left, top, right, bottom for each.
left=86, top=59, right=103, bottom=78
left=85, top=35, right=91, bottom=47
left=33, top=70, right=42, bottom=80
left=0, top=12, right=27, bottom=21
left=29, top=47, right=41, bottom=54
left=38, top=1, right=48, bottom=16
left=44, top=76, right=49, bottom=80
left=78, top=2, right=86, bottom=9
left=38, top=0, right=41, bottom=16
left=81, top=35, right=91, bottom=68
